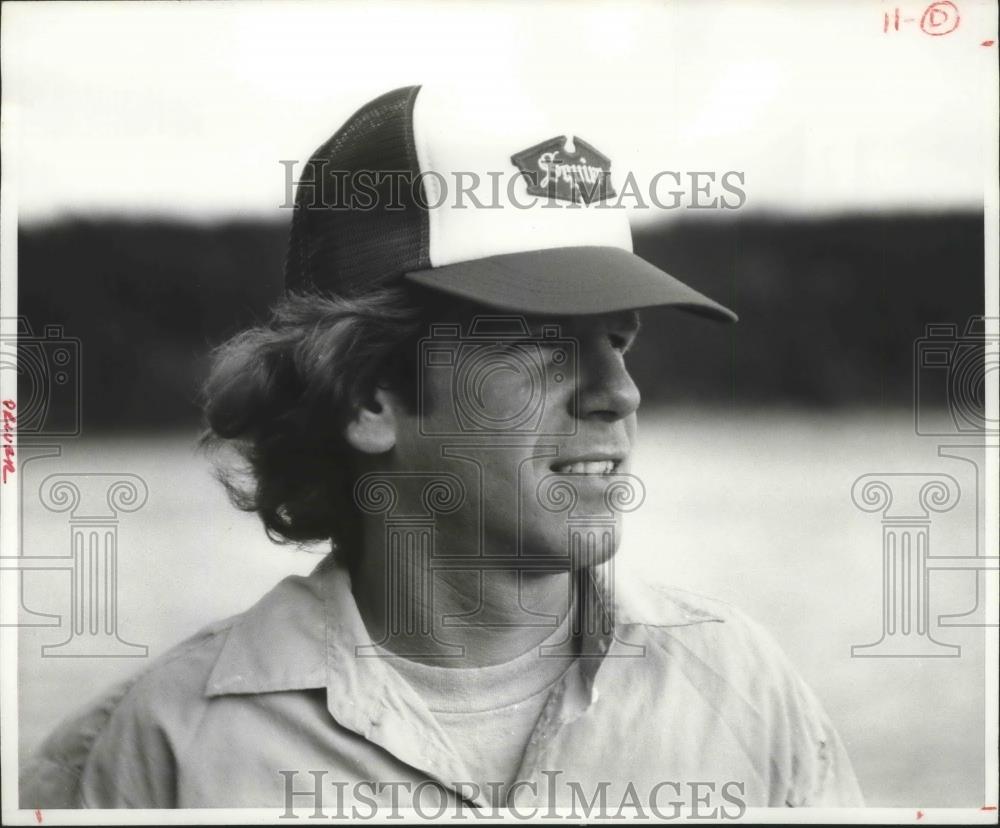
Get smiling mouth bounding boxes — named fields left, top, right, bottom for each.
left=550, top=459, right=622, bottom=475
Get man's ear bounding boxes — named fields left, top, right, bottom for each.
left=343, top=387, right=398, bottom=454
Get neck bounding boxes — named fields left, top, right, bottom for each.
left=351, top=525, right=575, bottom=667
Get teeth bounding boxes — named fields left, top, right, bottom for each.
left=553, top=460, right=616, bottom=475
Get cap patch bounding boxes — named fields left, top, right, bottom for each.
left=511, top=136, right=616, bottom=204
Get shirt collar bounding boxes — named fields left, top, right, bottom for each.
left=205, top=554, right=724, bottom=701
left=205, top=554, right=724, bottom=799
left=601, top=563, right=727, bottom=629
left=204, top=560, right=328, bottom=697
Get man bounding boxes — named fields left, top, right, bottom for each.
left=22, top=85, right=863, bottom=813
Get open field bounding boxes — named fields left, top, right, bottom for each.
left=13, top=409, right=989, bottom=807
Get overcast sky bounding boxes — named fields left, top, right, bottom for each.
left=2, top=0, right=996, bottom=224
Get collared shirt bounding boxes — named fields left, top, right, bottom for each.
left=21, top=554, right=863, bottom=813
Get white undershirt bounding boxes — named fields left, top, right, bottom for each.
left=382, top=609, right=577, bottom=804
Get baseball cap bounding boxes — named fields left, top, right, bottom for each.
left=285, top=85, right=737, bottom=322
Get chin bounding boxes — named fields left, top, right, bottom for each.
left=518, top=519, right=623, bottom=573
left=568, top=539, right=620, bottom=571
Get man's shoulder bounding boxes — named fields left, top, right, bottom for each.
left=616, top=576, right=831, bottom=752
left=22, top=613, right=240, bottom=809
left=614, top=573, right=808, bottom=695
left=117, top=614, right=239, bottom=713
left=64, top=608, right=244, bottom=776
left=61, top=570, right=328, bottom=808
left=611, top=574, right=864, bottom=807
left=121, top=568, right=327, bottom=711
left=74, top=567, right=322, bottom=747
left=614, top=569, right=773, bottom=641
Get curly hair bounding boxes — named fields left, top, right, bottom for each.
left=201, top=286, right=428, bottom=548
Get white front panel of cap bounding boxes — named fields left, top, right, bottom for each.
left=411, top=86, right=633, bottom=268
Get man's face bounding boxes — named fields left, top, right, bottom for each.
left=377, top=306, right=642, bottom=571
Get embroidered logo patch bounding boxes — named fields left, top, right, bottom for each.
left=511, top=136, right=615, bottom=204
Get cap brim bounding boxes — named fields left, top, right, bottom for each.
left=404, top=246, right=737, bottom=322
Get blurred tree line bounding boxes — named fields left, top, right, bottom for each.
left=16, top=213, right=983, bottom=431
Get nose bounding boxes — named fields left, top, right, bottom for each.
left=572, top=342, right=641, bottom=423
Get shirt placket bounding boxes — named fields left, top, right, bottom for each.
left=322, top=573, right=491, bottom=809
left=506, top=568, right=617, bottom=810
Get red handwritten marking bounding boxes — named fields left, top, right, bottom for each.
left=916, top=810, right=924, bottom=820
left=920, top=1, right=960, bottom=36
left=1, top=400, right=15, bottom=484
left=34, top=809, right=42, bottom=823
left=885, top=2, right=961, bottom=36
left=982, top=805, right=998, bottom=811
left=983, top=40, right=996, bottom=46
